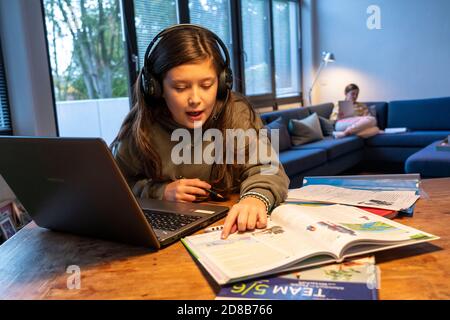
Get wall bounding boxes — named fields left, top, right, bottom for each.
left=56, top=98, right=130, bottom=145
left=302, top=0, right=450, bottom=104
left=0, top=175, right=15, bottom=204
left=0, top=0, right=56, bottom=136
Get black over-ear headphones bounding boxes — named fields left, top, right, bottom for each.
left=140, top=24, right=233, bottom=101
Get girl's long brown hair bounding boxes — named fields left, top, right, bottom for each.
left=112, top=26, right=259, bottom=196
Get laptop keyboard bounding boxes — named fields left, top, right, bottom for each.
left=143, top=209, right=202, bottom=232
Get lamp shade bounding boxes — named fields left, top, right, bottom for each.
left=322, top=51, right=335, bottom=63
left=308, top=51, right=335, bottom=105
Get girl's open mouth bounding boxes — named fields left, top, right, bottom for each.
left=186, top=110, right=204, bottom=120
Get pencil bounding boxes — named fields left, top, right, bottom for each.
left=204, top=188, right=225, bottom=199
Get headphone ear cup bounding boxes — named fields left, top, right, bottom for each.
left=217, top=68, right=233, bottom=100
left=148, top=75, right=162, bottom=98
left=141, top=71, right=162, bottom=100
left=141, top=72, right=149, bottom=96
left=225, top=68, right=233, bottom=91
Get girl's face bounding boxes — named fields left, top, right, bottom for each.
left=345, top=89, right=359, bottom=103
left=162, top=58, right=218, bottom=129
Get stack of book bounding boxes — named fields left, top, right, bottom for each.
left=286, top=173, right=421, bottom=218
left=182, top=202, right=438, bottom=286
left=182, top=173, right=438, bottom=299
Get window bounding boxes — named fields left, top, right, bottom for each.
left=189, top=0, right=234, bottom=76
left=134, top=0, right=178, bottom=69
left=239, top=0, right=301, bottom=106
left=43, top=0, right=130, bottom=144
left=273, top=0, right=300, bottom=97
left=0, top=39, right=12, bottom=135
left=122, top=0, right=301, bottom=109
left=241, top=0, right=273, bottom=96
left=43, top=0, right=301, bottom=134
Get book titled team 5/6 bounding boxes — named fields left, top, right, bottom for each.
left=181, top=204, right=438, bottom=286
left=216, top=256, right=378, bottom=300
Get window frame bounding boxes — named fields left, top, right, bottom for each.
left=122, top=0, right=302, bottom=110
left=0, top=37, right=12, bottom=135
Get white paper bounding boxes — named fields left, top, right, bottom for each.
left=287, top=185, right=419, bottom=211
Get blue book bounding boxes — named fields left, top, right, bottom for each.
left=301, top=174, right=420, bottom=217
left=216, top=257, right=378, bottom=300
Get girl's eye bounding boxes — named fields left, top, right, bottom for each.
left=202, top=84, right=213, bottom=89
left=174, top=87, right=186, bottom=92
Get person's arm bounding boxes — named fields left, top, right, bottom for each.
left=330, top=103, right=340, bottom=121
left=112, top=138, right=168, bottom=199
left=113, top=138, right=211, bottom=201
left=356, top=102, right=370, bottom=116
left=221, top=145, right=289, bottom=239
left=221, top=101, right=290, bottom=238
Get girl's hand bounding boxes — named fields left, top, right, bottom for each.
left=163, top=178, right=211, bottom=202
left=221, top=197, right=268, bottom=239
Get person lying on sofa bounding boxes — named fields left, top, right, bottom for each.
left=330, top=83, right=380, bottom=139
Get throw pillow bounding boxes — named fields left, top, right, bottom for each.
left=318, top=115, right=335, bottom=136
left=264, top=117, right=291, bottom=152
left=288, top=113, right=324, bottom=145
left=369, top=105, right=377, bottom=118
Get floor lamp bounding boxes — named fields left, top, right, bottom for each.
left=308, top=51, right=335, bottom=105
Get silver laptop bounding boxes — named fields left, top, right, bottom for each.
left=338, top=100, right=355, bottom=118
left=0, top=137, right=229, bottom=248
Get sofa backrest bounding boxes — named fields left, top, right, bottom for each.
left=364, top=101, right=388, bottom=130
left=305, top=103, right=334, bottom=119
left=259, top=106, right=310, bottom=125
left=259, top=103, right=334, bottom=126
left=388, top=97, right=450, bottom=130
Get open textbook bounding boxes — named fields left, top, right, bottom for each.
left=182, top=204, right=438, bottom=285
left=287, top=185, right=419, bottom=211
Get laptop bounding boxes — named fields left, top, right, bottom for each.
left=338, top=100, right=355, bottom=119
left=0, top=137, right=229, bottom=249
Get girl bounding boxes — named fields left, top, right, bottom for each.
left=111, top=25, right=289, bottom=239
left=331, top=83, right=380, bottom=139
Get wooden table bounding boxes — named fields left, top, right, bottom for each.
left=0, top=178, right=449, bottom=300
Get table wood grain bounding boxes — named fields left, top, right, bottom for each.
left=0, top=178, right=449, bottom=300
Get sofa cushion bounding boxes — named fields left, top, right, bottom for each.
left=364, top=146, right=421, bottom=163
left=278, top=148, right=327, bottom=176
left=288, top=113, right=324, bottom=145
left=363, top=101, right=388, bottom=129
left=365, top=131, right=450, bottom=148
left=305, top=103, right=334, bottom=119
left=292, top=136, right=364, bottom=160
left=388, top=97, right=450, bottom=130
left=259, top=107, right=310, bottom=125
left=318, top=116, right=335, bottom=136
left=405, top=140, right=450, bottom=177
left=264, top=117, right=291, bottom=152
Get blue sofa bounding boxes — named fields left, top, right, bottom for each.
left=260, top=97, right=450, bottom=188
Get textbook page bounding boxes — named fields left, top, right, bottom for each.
left=287, top=185, right=419, bottom=211
left=270, top=204, right=356, bottom=257
left=182, top=221, right=333, bottom=284
left=271, top=204, right=438, bottom=258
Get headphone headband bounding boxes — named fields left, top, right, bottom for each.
left=143, top=24, right=231, bottom=76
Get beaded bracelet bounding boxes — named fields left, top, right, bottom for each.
left=240, top=191, right=271, bottom=214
